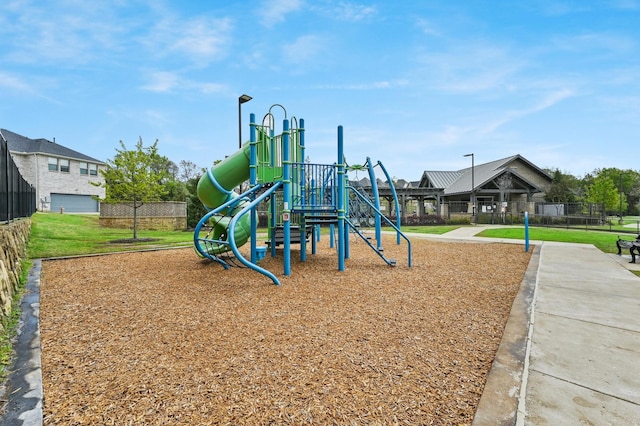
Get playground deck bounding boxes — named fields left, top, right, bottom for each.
left=37, top=236, right=531, bottom=424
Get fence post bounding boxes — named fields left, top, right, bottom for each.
left=524, top=211, right=529, bottom=252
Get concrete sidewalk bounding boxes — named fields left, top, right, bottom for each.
left=420, top=226, right=640, bottom=424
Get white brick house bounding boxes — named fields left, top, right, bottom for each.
left=1, top=129, right=106, bottom=212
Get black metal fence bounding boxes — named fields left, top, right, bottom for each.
left=384, top=200, right=632, bottom=233
left=1, top=132, right=36, bottom=221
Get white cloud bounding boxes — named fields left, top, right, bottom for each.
left=313, top=80, right=409, bottom=90
left=418, top=43, right=525, bottom=94
left=609, top=0, right=640, bottom=9
left=282, top=35, right=327, bottom=64
left=0, top=1, right=127, bottom=65
left=480, top=88, right=575, bottom=135
left=433, top=125, right=473, bottom=146
left=194, top=81, right=228, bottom=94
left=258, top=0, right=302, bottom=27
left=143, top=109, right=173, bottom=128
left=415, top=18, right=443, bottom=38
left=168, top=17, right=233, bottom=66
left=141, top=71, right=181, bottom=93
left=333, top=1, right=377, bottom=21
left=549, top=32, right=636, bottom=55
left=0, top=71, right=35, bottom=93
left=0, top=70, right=61, bottom=103
left=140, top=70, right=228, bottom=95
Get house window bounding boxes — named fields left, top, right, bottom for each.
left=48, top=157, right=58, bottom=171
left=80, top=162, right=88, bottom=175
left=89, top=164, right=98, bottom=176
left=60, top=158, right=70, bottom=173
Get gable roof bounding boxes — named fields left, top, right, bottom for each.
left=1, top=128, right=104, bottom=164
left=420, top=170, right=462, bottom=189
left=420, top=154, right=551, bottom=195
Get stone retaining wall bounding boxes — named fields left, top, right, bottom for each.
left=0, top=219, right=31, bottom=333
left=99, top=202, right=187, bottom=231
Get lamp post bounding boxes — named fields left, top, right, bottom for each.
left=464, top=153, right=475, bottom=222
left=238, top=94, right=252, bottom=149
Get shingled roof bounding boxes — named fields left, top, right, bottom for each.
left=1, top=129, right=104, bottom=164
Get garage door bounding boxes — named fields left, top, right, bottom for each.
left=50, top=194, right=99, bottom=213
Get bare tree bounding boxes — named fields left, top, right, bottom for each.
left=179, top=160, right=199, bottom=182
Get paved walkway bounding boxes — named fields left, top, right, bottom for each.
left=3, top=226, right=640, bottom=424
left=413, top=226, right=640, bottom=424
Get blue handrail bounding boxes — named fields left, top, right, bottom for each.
left=228, top=182, right=284, bottom=285
left=347, top=185, right=412, bottom=267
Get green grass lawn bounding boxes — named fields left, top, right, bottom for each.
left=28, top=212, right=194, bottom=258
left=383, top=225, right=460, bottom=235
left=29, top=212, right=629, bottom=258
left=476, top=226, right=625, bottom=254
left=387, top=224, right=625, bottom=254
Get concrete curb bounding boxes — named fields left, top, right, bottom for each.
left=2, top=259, right=43, bottom=426
left=472, top=245, right=540, bottom=425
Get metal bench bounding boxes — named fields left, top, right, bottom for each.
left=616, top=236, right=640, bottom=263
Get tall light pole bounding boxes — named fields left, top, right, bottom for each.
left=464, top=153, right=475, bottom=222
left=238, top=94, right=252, bottom=149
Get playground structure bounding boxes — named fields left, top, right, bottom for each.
left=193, top=104, right=411, bottom=285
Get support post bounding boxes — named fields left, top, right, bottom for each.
left=367, top=158, right=383, bottom=250
left=283, top=119, right=291, bottom=276
left=249, top=113, right=258, bottom=263
left=337, top=126, right=345, bottom=272
left=299, top=118, right=307, bottom=262
left=525, top=211, right=529, bottom=252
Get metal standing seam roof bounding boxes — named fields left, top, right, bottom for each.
left=422, top=171, right=463, bottom=189
left=443, top=154, right=550, bottom=195
left=1, top=128, right=105, bottom=164
left=444, top=155, right=516, bottom=195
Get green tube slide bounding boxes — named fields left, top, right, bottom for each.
left=196, top=144, right=252, bottom=253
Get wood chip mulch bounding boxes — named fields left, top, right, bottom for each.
left=40, top=235, right=532, bottom=425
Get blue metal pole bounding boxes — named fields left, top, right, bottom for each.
left=299, top=120, right=307, bottom=263
left=337, top=126, right=345, bottom=272
left=311, top=177, right=317, bottom=255
left=378, top=160, right=401, bottom=245
left=525, top=211, right=530, bottom=252
left=366, top=157, right=382, bottom=250
left=330, top=224, right=335, bottom=248
left=283, top=118, right=291, bottom=276
left=269, top=125, right=277, bottom=258
left=249, top=113, right=258, bottom=263
left=300, top=118, right=308, bottom=261
left=344, top=173, right=350, bottom=259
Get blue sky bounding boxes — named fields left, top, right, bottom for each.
left=1, top=0, right=639, bottom=181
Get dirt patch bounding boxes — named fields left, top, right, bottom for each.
left=107, top=238, right=161, bottom=244
left=40, top=235, right=532, bottom=425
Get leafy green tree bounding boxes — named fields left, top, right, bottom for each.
left=186, top=173, right=208, bottom=228
left=98, top=138, right=168, bottom=239
left=586, top=174, right=624, bottom=215
left=585, top=167, right=638, bottom=216
left=545, top=169, right=580, bottom=203
left=161, top=180, right=189, bottom=202
left=142, top=156, right=190, bottom=202
left=628, top=172, right=640, bottom=215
